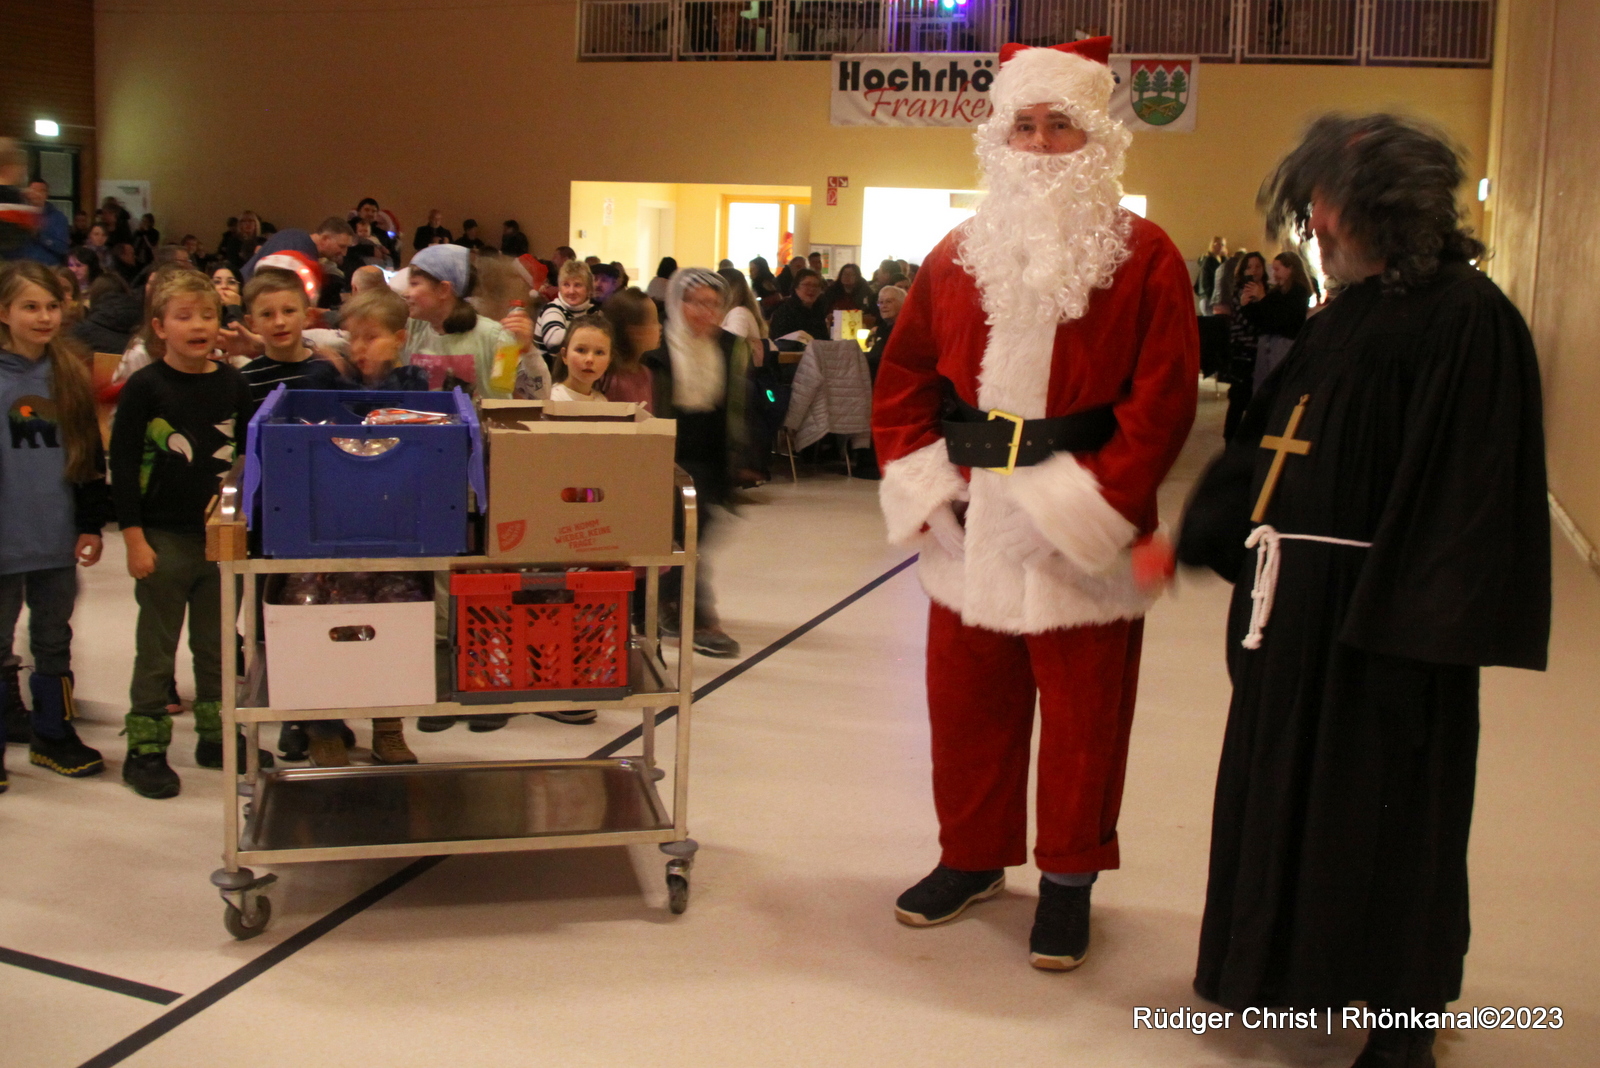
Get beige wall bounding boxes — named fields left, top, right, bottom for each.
left=1486, top=0, right=1600, bottom=553
left=2, top=0, right=96, bottom=212
left=97, top=0, right=1490, bottom=269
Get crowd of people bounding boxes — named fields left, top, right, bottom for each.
left=0, top=32, right=1557, bottom=1065
left=0, top=136, right=912, bottom=798
left=1191, top=235, right=1318, bottom=439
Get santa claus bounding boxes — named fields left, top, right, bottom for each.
left=872, top=36, right=1198, bottom=970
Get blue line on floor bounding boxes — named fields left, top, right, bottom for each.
left=0, top=946, right=182, bottom=1006
left=74, top=554, right=917, bottom=1067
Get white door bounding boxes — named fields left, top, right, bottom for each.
left=637, top=201, right=676, bottom=282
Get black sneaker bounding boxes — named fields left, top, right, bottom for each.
left=195, top=733, right=276, bottom=771
left=0, top=748, right=8, bottom=793
left=417, top=716, right=460, bottom=733
left=123, top=751, right=181, bottom=799
left=1029, top=878, right=1092, bottom=971
left=536, top=709, right=597, bottom=725
left=894, top=865, right=1005, bottom=927
left=467, top=714, right=511, bottom=732
left=29, top=724, right=105, bottom=778
left=692, top=627, right=741, bottom=659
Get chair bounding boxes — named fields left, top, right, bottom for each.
left=782, top=339, right=873, bottom=479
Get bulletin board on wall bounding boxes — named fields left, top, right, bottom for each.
left=808, top=245, right=860, bottom=278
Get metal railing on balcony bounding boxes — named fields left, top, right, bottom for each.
left=1369, top=0, right=1494, bottom=64
left=1243, top=0, right=1359, bottom=61
left=577, top=0, right=1494, bottom=65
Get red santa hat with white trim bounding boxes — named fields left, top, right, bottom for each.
left=255, top=250, right=323, bottom=304
left=990, top=36, right=1116, bottom=124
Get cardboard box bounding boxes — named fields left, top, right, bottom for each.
left=264, top=601, right=437, bottom=710
left=480, top=399, right=676, bottom=561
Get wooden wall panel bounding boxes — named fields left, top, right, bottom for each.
left=1487, top=0, right=1600, bottom=554
left=0, top=1, right=95, bottom=211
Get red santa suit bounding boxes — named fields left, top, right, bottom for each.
left=873, top=45, right=1198, bottom=875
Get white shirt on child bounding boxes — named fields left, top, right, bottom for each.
left=549, top=382, right=606, bottom=403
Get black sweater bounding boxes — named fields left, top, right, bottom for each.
left=109, top=360, right=253, bottom=533
left=769, top=296, right=830, bottom=348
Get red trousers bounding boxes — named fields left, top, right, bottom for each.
left=926, top=603, right=1144, bottom=874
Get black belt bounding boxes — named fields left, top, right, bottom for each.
left=941, top=388, right=1116, bottom=473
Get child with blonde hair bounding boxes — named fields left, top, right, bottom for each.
left=110, top=270, right=262, bottom=798
left=0, top=262, right=111, bottom=791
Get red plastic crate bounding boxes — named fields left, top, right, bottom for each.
left=451, top=570, right=633, bottom=702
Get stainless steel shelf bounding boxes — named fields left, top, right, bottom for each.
left=210, top=463, right=702, bottom=934
left=234, top=641, right=681, bottom=723
left=239, top=758, right=673, bottom=862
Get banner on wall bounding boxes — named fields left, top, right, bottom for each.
left=830, top=54, right=1198, bottom=132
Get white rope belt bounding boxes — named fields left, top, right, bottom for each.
left=1242, top=525, right=1374, bottom=650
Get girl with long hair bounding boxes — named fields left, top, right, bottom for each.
left=747, top=257, right=781, bottom=315
left=0, top=262, right=111, bottom=790
left=821, top=262, right=872, bottom=314
left=1238, top=250, right=1313, bottom=391
left=597, top=286, right=660, bottom=410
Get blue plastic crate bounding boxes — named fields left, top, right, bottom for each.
left=244, top=387, right=486, bottom=558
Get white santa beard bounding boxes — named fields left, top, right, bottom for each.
left=959, top=142, right=1132, bottom=333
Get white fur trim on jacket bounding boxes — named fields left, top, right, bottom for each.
left=989, top=47, right=1115, bottom=121
left=1010, top=451, right=1138, bottom=575
left=879, top=439, right=969, bottom=546
left=914, top=466, right=1153, bottom=635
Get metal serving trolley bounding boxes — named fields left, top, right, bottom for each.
left=204, top=465, right=700, bottom=940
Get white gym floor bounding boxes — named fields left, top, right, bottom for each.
left=1, top=391, right=1593, bottom=1068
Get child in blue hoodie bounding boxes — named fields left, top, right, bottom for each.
left=0, top=261, right=111, bottom=792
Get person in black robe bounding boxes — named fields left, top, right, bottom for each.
left=1178, top=115, right=1550, bottom=1068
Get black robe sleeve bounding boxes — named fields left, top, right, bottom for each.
left=1176, top=444, right=1255, bottom=581
left=1339, top=276, right=1551, bottom=670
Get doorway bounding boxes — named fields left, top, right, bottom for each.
left=720, top=196, right=809, bottom=275
left=24, top=143, right=80, bottom=217
left=637, top=200, right=676, bottom=282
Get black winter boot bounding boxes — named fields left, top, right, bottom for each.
left=122, top=751, right=180, bottom=799
left=2, top=660, right=29, bottom=745
left=27, top=673, right=104, bottom=778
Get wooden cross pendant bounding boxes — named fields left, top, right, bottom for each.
left=1251, top=394, right=1313, bottom=522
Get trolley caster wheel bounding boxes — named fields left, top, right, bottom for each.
left=223, top=895, right=272, bottom=940
left=666, top=873, right=689, bottom=915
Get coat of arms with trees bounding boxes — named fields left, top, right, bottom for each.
left=1130, top=61, right=1191, bottom=126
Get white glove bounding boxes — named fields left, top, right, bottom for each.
left=926, top=503, right=966, bottom=557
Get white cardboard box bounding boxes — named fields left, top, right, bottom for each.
left=263, top=601, right=437, bottom=710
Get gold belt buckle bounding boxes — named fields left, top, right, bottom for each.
left=986, top=410, right=1025, bottom=475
